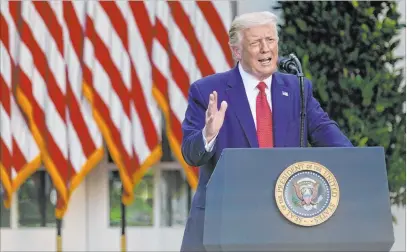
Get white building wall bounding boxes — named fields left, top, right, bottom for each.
left=0, top=181, right=87, bottom=251
left=0, top=163, right=186, bottom=251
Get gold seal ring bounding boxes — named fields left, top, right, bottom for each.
left=275, top=161, right=340, bottom=227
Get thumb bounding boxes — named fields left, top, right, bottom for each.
left=219, top=101, right=228, bottom=114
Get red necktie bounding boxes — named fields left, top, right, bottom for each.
left=256, top=82, right=274, bottom=148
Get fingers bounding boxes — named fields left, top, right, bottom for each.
left=208, top=91, right=227, bottom=116
left=207, top=91, right=217, bottom=114
left=219, top=100, right=228, bottom=115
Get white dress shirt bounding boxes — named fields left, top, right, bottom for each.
left=202, top=63, right=273, bottom=151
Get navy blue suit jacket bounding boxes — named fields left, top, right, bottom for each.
left=180, top=65, right=353, bottom=251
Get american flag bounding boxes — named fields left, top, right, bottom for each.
left=82, top=0, right=162, bottom=204
left=4, top=0, right=105, bottom=217
left=0, top=1, right=41, bottom=208
left=0, top=0, right=233, bottom=212
left=151, top=1, right=233, bottom=189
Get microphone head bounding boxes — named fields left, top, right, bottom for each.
left=278, top=56, right=298, bottom=74
left=278, top=57, right=290, bottom=68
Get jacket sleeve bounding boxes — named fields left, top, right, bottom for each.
left=181, top=83, right=217, bottom=166
left=306, top=80, right=354, bottom=147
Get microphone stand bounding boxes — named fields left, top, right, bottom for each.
left=288, top=54, right=306, bottom=148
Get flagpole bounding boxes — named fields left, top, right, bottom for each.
left=57, top=218, right=62, bottom=252
left=121, top=185, right=126, bottom=252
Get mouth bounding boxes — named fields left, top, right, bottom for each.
left=258, top=57, right=272, bottom=65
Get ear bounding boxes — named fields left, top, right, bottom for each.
left=231, top=46, right=242, bottom=60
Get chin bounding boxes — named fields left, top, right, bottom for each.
left=258, top=68, right=274, bottom=77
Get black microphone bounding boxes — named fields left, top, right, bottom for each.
left=278, top=56, right=298, bottom=74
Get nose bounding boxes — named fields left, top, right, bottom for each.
left=260, top=39, right=271, bottom=53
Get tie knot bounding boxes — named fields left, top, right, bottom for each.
left=257, top=82, right=267, bottom=93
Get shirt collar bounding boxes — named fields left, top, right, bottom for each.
left=238, top=62, right=272, bottom=91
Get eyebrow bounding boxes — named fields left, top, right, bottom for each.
left=248, top=36, right=275, bottom=42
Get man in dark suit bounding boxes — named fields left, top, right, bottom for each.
left=180, top=11, right=353, bottom=251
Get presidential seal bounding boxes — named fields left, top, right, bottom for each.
left=275, top=161, right=340, bottom=227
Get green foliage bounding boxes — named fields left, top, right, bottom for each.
left=109, top=171, right=154, bottom=226
left=274, top=1, right=406, bottom=205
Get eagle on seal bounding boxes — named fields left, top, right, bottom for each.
left=293, top=179, right=320, bottom=206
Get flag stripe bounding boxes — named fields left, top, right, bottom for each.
left=128, top=4, right=162, bottom=139
left=12, top=138, right=26, bottom=172
left=0, top=13, right=9, bottom=54
left=0, top=131, right=12, bottom=171
left=130, top=68, right=159, bottom=150
left=100, top=2, right=128, bottom=50
left=83, top=82, right=134, bottom=202
left=23, top=2, right=66, bottom=97
left=64, top=2, right=98, bottom=158
left=33, top=2, right=64, bottom=55
left=13, top=11, right=65, bottom=120
left=86, top=19, right=131, bottom=117
left=1, top=1, right=41, bottom=208
left=184, top=2, right=230, bottom=73
left=62, top=0, right=104, bottom=207
left=129, top=2, right=153, bottom=55
left=107, top=2, right=159, bottom=151
left=82, top=25, right=133, bottom=182
left=170, top=110, right=183, bottom=142
left=11, top=6, right=70, bottom=207
left=169, top=51, right=190, bottom=99
left=63, top=2, right=84, bottom=62
left=0, top=76, right=11, bottom=114
left=196, top=2, right=234, bottom=67
left=127, top=5, right=161, bottom=150
left=66, top=86, right=96, bottom=156
left=15, top=79, right=69, bottom=198
left=86, top=7, right=134, bottom=163
left=168, top=2, right=214, bottom=76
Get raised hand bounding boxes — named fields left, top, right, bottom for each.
left=204, top=91, right=227, bottom=143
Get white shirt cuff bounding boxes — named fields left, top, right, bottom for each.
left=202, top=128, right=217, bottom=152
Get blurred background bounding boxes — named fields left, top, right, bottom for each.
left=0, top=0, right=405, bottom=251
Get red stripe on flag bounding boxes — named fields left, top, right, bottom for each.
left=11, top=14, right=66, bottom=121
left=63, top=2, right=84, bottom=62
left=33, top=2, right=64, bottom=54
left=196, top=2, right=234, bottom=68
left=130, top=68, right=159, bottom=150
left=129, top=2, right=153, bottom=55
left=12, top=138, right=27, bottom=173
left=0, top=76, right=11, bottom=114
left=99, top=2, right=128, bottom=50
left=0, top=13, right=9, bottom=51
left=86, top=18, right=131, bottom=117
left=83, top=83, right=134, bottom=203
left=66, top=85, right=96, bottom=157
left=170, top=110, right=183, bottom=142
left=170, top=53, right=190, bottom=99
left=0, top=141, right=12, bottom=174
left=168, top=2, right=214, bottom=76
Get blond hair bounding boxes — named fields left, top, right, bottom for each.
left=228, top=11, right=279, bottom=48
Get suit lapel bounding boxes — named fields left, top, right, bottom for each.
left=226, top=66, right=258, bottom=147
left=271, top=72, right=291, bottom=147
left=225, top=67, right=292, bottom=148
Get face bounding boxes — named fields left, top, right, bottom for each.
left=232, top=24, right=278, bottom=80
